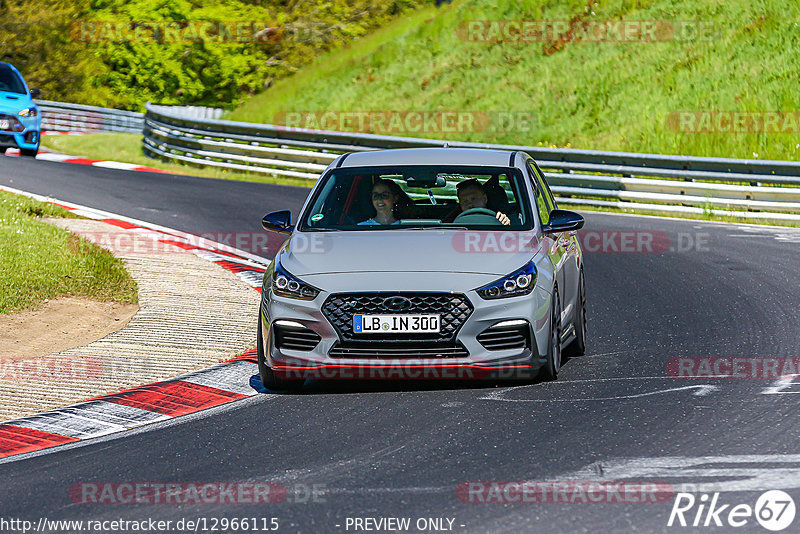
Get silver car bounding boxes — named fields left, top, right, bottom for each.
left=257, top=148, right=586, bottom=390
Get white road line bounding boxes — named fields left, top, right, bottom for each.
left=91, top=161, right=141, bottom=170
left=762, top=374, right=800, bottom=394
left=558, top=455, right=800, bottom=493
left=547, top=376, right=685, bottom=384
left=480, top=384, right=720, bottom=402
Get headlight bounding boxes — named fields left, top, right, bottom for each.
left=18, top=107, right=38, bottom=117
left=269, top=258, right=320, bottom=300
left=0, top=114, right=24, bottom=132
left=476, top=260, right=537, bottom=300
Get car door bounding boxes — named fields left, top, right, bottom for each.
left=529, top=160, right=579, bottom=323
left=527, top=161, right=565, bottom=294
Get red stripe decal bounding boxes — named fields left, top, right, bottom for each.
left=101, top=380, right=246, bottom=416
left=224, top=348, right=258, bottom=363
left=214, top=259, right=266, bottom=274
left=64, top=157, right=100, bottom=165
left=100, top=219, right=140, bottom=230
left=0, top=425, right=78, bottom=458
left=157, top=239, right=195, bottom=251
left=158, top=239, right=245, bottom=260
left=132, top=166, right=178, bottom=174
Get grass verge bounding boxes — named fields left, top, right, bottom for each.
left=40, top=133, right=317, bottom=188
left=0, top=190, right=138, bottom=313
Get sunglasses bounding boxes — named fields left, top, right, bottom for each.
left=372, top=192, right=393, bottom=200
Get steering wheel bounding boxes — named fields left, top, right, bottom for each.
left=453, top=207, right=499, bottom=224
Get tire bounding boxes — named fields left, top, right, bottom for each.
left=20, top=146, right=38, bottom=157
left=565, top=269, right=587, bottom=357
left=257, top=317, right=304, bottom=392
left=539, top=287, right=562, bottom=381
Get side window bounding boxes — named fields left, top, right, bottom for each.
left=527, top=162, right=550, bottom=226
left=532, top=161, right=557, bottom=210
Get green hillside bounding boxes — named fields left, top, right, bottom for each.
left=0, top=0, right=425, bottom=110
left=228, top=0, right=800, bottom=161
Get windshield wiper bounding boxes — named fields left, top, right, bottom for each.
left=404, top=226, right=469, bottom=230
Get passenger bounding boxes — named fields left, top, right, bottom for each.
left=455, top=178, right=511, bottom=225
left=358, top=178, right=401, bottom=225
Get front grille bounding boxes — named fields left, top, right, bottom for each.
left=274, top=324, right=321, bottom=352
left=477, top=322, right=530, bottom=351
left=322, top=292, right=473, bottom=342
left=329, top=342, right=469, bottom=359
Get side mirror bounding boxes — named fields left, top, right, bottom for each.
left=542, top=209, right=584, bottom=234
left=262, top=210, right=294, bottom=235
left=29, top=88, right=41, bottom=99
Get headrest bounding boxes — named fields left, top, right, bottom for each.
left=483, top=175, right=511, bottom=213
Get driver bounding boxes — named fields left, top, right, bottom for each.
left=455, top=179, right=511, bottom=225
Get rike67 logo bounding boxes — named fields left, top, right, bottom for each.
left=668, top=490, right=796, bottom=531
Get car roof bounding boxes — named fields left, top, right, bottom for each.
left=0, top=62, right=23, bottom=77
left=337, top=148, right=518, bottom=168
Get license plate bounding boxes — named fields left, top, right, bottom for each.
left=353, top=314, right=440, bottom=334
left=0, top=120, right=9, bottom=130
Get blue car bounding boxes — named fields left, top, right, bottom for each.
left=0, top=62, right=41, bottom=157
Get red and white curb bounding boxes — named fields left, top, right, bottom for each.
left=0, top=351, right=259, bottom=458
left=4, top=132, right=174, bottom=175
left=0, top=185, right=273, bottom=460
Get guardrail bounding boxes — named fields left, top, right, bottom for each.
left=142, top=104, right=800, bottom=222
left=36, top=100, right=144, bottom=133
left=36, top=101, right=225, bottom=134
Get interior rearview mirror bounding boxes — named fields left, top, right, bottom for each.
left=405, top=171, right=446, bottom=188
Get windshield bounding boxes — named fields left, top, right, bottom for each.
left=300, top=165, right=533, bottom=231
left=0, top=65, right=27, bottom=94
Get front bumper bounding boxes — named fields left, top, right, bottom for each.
left=0, top=115, right=40, bottom=150
left=260, top=284, right=551, bottom=381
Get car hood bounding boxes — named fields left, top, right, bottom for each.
left=279, top=229, right=544, bottom=277
left=0, top=91, right=32, bottom=113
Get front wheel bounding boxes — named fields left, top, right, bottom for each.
left=539, top=288, right=562, bottom=381
left=565, top=269, right=586, bottom=357
left=20, top=146, right=38, bottom=157
left=257, top=317, right=304, bottom=392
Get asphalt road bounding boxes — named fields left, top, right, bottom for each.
left=2, top=154, right=800, bottom=533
